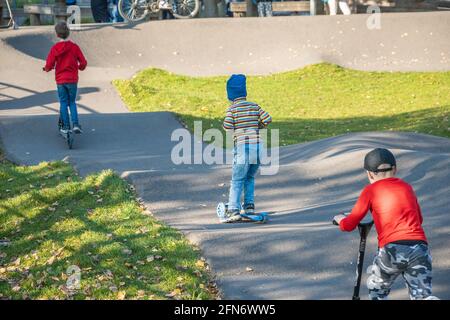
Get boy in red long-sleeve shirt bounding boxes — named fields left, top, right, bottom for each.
left=334, top=148, right=436, bottom=300
left=44, top=21, right=87, bottom=134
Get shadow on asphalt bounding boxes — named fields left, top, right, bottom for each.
left=0, top=82, right=99, bottom=113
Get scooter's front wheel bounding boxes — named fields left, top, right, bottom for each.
left=67, top=132, right=74, bottom=149
left=171, top=0, right=200, bottom=19
left=118, top=0, right=149, bottom=22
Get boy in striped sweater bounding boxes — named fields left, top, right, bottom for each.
left=222, top=74, right=272, bottom=222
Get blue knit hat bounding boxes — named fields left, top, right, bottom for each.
left=227, top=74, right=247, bottom=101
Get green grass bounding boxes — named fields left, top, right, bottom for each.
left=10, top=0, right=54, bottom=9
left=113, top=63, right=450, bottom=146
left=0, top=155, right=216, bottom=300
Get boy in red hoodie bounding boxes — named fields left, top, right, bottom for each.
left=44, top=21, right=87, bottom=134
left=333, top=148, right=435, bottom=300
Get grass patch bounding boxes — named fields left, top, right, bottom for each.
left=113, top=63, right=450, bottom=146
left=0, top=157, right=216, bottom=300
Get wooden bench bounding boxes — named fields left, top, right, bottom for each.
left=24, top=4, right=92, bottom=25
left=230, top=1, right=313, bottom=17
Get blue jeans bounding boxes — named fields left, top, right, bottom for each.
left=228, top=143, right=262, bottom=211
left=109, top=0, right=124, bottom=23
left=57, top=83, right=79, bottom=130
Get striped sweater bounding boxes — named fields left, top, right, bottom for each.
left=223, top=98, right=272, bottom=145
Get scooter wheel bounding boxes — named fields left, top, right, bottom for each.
left=67, top=134, right=74, bottom=149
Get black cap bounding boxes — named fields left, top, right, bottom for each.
left=364, top=148, right=396, bottom=172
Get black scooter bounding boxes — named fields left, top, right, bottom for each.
left=333, top=216, right=374, bottom=300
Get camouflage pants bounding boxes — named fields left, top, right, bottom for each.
left=367, top=243, right=433, bottom=300
left=257, top=2, right=273, bottom=17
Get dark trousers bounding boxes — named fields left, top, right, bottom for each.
left=91, top=0, right=109, bottom=23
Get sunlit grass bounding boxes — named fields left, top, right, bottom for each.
left=0, top=156, right=216, bottom=300
left=113, top=63, right=450, bottom=146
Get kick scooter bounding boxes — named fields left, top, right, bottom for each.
left=217, top=202, right=269, bottom=224
left=333, top=215, right=374, bottom=300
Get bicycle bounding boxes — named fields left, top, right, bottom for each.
left=118, top=0, right=201, bottom=22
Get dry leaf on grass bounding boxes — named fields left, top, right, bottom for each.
left=195, top=260, right=205, bottom=268
left=117, top=291, right=126, bottom=300
left=165, top=288, right=182, bottom=298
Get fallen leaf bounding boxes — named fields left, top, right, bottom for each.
left=137, top=290, right=145, bottom=298
left=146, top=256, right=155, bottom=262
left=12, top=285, right=21, bottom=292
left=109, top=285, right=118, bottom=292
left=47, top=256, right=56, bottom=265
left=117, top=291, right=126, bottom=300
left=122, top=249, right=132, bottom=255
left=195, top=260, right=205, bottom=268
left=165, top=288, right=182, bottom=298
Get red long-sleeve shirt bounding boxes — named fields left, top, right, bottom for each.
left=44, top=40, right=87, bottom=84
left=340, top=177, right=427, bottom=248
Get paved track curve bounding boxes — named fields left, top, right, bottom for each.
left=1, top=12, right=449, bottom=299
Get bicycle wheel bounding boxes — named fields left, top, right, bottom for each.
left=171, top=0, right=200, bottom=19
left=118, top=0, right=149, bottom=22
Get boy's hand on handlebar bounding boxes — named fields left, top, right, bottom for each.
left=333, top=214, right=347, bottom=226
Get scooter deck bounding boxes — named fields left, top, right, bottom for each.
left=217, top=202, right=269, bottom=224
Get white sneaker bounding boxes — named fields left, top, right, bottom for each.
left=73, top=125, right=83, bottom=134
left=60, top=128, right=69, bottom=134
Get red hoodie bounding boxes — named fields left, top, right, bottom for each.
left=44, top=40, right=87, bottom=84
left=340, top=177, right=427, bottom=248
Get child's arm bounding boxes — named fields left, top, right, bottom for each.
left=416, top=199, right=423, bottom=225
left=76, top=46, right=88, bottom=71
left=338, top=187, right=371, bottom=232
left=258, top=106, right=272, bottom=128
left=223, top=108, right=234, bottom=130
left=43, top=47, right=56, bottom=72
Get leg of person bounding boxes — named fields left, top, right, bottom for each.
left=66, top=83, right=82, bottom=133
left=402, top=244, right=433, bottom=300
left=265, top=2, right=273, bottom=17
left=91, top=0, right=110, bottom=23
left=115, top=0, right=124, bottom=22
left=243, top=144, right=261, bottom=213
left=227, top=145, right=250, bottom=221
left=257, top=2, right=264, bottom=17
left=57, top=84, right=71, bottom=131
left=338, top=0, right=351, bottom=15
left=366, top=245, right=403, bottom=300
left=328, top=0, right=338, bottom=15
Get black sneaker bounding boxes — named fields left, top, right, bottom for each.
left=73, top=125, right=83, bottom=134
left=243, top=203, right=255, bottom=215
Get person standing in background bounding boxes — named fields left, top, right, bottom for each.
left=108, top=0, right=124, bottom=22
left=328, top=0, right=351, bottom=15
left=91, top=0, right=109, bottom=22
